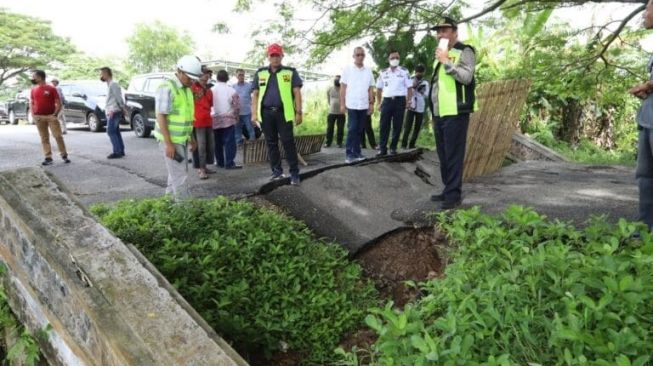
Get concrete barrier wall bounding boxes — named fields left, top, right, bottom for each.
left=0, top=168, right=247, bottom=366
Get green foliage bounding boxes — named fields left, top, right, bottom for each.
left=342, top=206, right=653, bottom=365
left=91, top=197, right=378, bottom=364
left=126, top=21, right=195, bottom=73
left=0, top=9, right=76, bottom=87
left=55, top=54, right=133, bottom=88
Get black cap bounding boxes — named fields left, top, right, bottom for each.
left=430, top=16, right=457, bottom=31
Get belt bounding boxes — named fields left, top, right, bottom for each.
left=383, top=96, right=406, bottom=100
left=263, top=106, right=283, bottom=111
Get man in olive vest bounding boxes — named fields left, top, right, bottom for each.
left=251, top=43, right=304, bottom=186
left=428, top=16, right=478, bottom=210
left=155, top=55, right=202, bottom=200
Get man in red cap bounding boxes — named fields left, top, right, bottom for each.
left=251, top=43, right=304, bottom=186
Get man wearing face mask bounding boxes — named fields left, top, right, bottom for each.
left=100, top=67, right=127, bottom=159
left=326, top=75, right=345, bottom=148
left=30, top=70, right=69, bottom=166
left=428, top=16, right=478, bottom=210
left=401, top=64, right=429, bottom=149
left=376, top=50, right=413, bottom=156
left=154, top=55, right=201, bottom=200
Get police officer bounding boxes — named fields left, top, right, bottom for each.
left=251, top=43, right=304, bottom=186
left=376, top=50, right=413, bottom=156
left=428, top=16, right=478, bottom=209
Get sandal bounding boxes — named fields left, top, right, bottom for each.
left=199, top=171, right=208, bottom=180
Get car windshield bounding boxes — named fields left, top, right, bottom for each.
left=78, top=82, right=108, bottom=97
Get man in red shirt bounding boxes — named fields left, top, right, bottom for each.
left=30, top=70, right=69, bottom=165
left=191, top=66, right=215, bottom=179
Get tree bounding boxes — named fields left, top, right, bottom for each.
left=126, top=21, right=195, bottom=73
left=55, top=54, right=133, bottom=88
left=0, top=9, right=75, bottom=87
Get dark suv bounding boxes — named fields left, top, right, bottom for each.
left=5, top=90, right=32, bottom=125
left=59, top=80, right=115, bottom=132
left=125, top=73, right=175, bottom=138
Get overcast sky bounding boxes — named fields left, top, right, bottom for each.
left=1, top=0, right=651, bottom=76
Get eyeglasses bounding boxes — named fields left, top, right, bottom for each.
left=355, top=53, right=365, bottom=57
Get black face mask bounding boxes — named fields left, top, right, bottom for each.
left=100, top=76, right=106, bottom=82
left=30, top=79, right=38, bottom=85
left=415, top=74, right=423, bottom=80
left=334, top=80, right=340, bottom=87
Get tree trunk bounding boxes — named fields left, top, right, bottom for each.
left=559, top=98, right=583, bottom=144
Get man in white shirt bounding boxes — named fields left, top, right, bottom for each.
left=376, top=50, right=413, bottom=156
left=339, top=46, right=375, bottom=164
left=401, top=64, right=429, bottom=149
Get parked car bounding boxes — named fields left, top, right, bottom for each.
left=5, top=90, right=32, bottom=125
left=58, top=80, right=117, bottom=132
left=125, top=73, right=175, bottom=138
left=0, top=103, right=9, bottom=124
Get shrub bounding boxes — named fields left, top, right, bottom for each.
left=91, top=197, right=377, bottom=364
left=346, top=206, right=653, bottom=365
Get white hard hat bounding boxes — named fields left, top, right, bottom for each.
left=176, top=55, right=202, bottom=80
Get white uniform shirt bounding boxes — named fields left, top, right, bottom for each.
left=411, top=77, right=430, bottom=113
left=341, top=64, right=375, bottom=110
left=376, top=66, right=412, bottom=98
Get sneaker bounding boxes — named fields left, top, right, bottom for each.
left=441, top=199, right=462, bottom=210
left=390, top=149, right=398, bottom=155
left=225, top=165, right=243, bottom=170
left=430, top=193, right=445, bottom=202
left=63, top=156, right=71, bottom=164
left=270, top=172, right=285, bottom=181
left=107, top=153, right=122, bottom=159
left=376, top=152, right=387, bottom=157
left=41, top=158, right=53, bottom=166
left=290, top=174, right=301, bottom=186
left=345, top=157, right=354, bottom=164
left=355, top=156, right=366, bottom=162
left=337, top=144, right=344, bottom=148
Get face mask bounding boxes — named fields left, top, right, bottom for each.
left=416, top=74, right=423, bottom=80
left=30, top=79, right=37, bottom=85
left=100, top=76, right=106, bottom=82
left=334, top=80, right=340, bottom=87
left=389, top=59, right=400, bottom=67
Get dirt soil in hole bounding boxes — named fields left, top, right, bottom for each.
left=354, top=227, right=447, bottom=307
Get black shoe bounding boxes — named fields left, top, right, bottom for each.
left=63, top=157, right=71, bottom=164
left=41, top=158, right=53, bottom=166
left=225, top=165, right=243, bottom=170
left=376, top=151, right=387, bottom=157
left=107, top=153, right=122, bottom=159
left=390, top=150, right=398, bottom=155
left=441, top=199, right=462, bottom=210
left=430, top=194, right=445, bottom=202
left=324, top=143, right=332, bottom=148
left=290, top=174, right=301, bottom=186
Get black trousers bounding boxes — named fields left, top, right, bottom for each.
left=360, top=114, right=377, bottom=148
left=379, top=97, right=406, bottom=153
left=326, top=113, right=345, bottom=146
left=402, top=110, right=424, bottom=149
left=434, top=113, right=470, bottom=203
left=262, top=108, right=299, bottom=175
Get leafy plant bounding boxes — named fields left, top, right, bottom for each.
left=92, top=197, right=378, bottom=364
left=342, top=206, right=653, bottom=365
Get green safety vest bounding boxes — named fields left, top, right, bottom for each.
left=430, top=42, right=479, bottom=117
left=256, top=67, right=296, bottom=123
left=154, top=79, right=194, bottom=144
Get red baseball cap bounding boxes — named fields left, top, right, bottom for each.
left=267, top=43, right=284, bottom=56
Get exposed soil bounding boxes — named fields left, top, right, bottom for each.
left=354, top=227, right=447, bottom=307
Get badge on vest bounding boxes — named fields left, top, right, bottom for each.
left=283, top=74, right=291, bottom=83
left=259, top=77, right=267, bottom=86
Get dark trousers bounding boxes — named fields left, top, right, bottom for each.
left=326, top=113, right=345, bottom=146
left=434, top=113, right=470, bottom=203
left=346, top=109, right=367, bottom=159
left=402, top=110, right=424, bottom=149
left=213, top=125, right=237, bottom=168
left=107, top=111, right=125, bottom=155
left=360, top=114, right=377, bottom=149
left=262, top=108, right=299, bottom=175
left=379, top=97, right=406, bottom=153
left=637, top=127, right=653, bottom=229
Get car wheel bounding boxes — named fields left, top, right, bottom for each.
left=9, top=110, right=16, bottom=125
left=27, top=109, right=33, bottom=124
left=87, top=112, right=102, bottom=132
left=132, top=112, right=151, bottom=138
